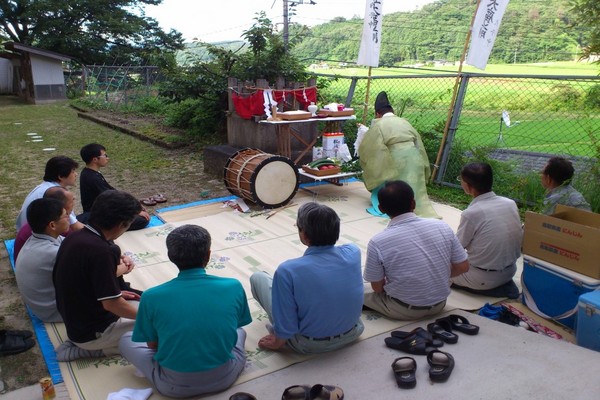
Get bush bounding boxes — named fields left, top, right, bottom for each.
left=164, top=98, right=224, bottom=142
left=584, top=84, right=600, bottom=110
left=548, top=84, right=582, bottom=111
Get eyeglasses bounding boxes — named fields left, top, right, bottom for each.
left=97, top=154, right=109, bottom=159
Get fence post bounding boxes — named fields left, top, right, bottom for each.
left=435, top=74, right=470, bottom=183
left=345, top=77, right=359, bottom=109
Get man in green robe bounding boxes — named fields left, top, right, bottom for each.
left=358, top=92, right=439, bottom=219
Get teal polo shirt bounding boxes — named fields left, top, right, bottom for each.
left=132, top=268, right=251, bottom=372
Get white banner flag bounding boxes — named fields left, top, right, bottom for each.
left=466, top=0, right=510, bottom=70
left=357, top=0, right=384, bottom=67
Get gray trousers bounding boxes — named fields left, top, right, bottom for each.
left=250, top=271, right=364, bottom=354
left=119, top=329, right=247, bottom=398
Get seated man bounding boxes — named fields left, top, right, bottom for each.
left=16, top=156, right=83, bottom=232
left=15, top=198, right=70, bottom=322
left=14, top=186, right=74, bottom=261
left=53, top=190, right=142, bottom=361
left=77, top=143, right=150, bottom=230
left=250, top=202, right=364, bottom=354
left=451, top=162, right=522, bottom=299
left=363, top=180, right=469, bottom=320
left=119, top=225, right=251, bottom=398
left=540, top=156, right=591, bottom=215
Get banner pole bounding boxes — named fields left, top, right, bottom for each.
left=430, top=0, right=481, bottom=183
left=362, top=66, right=373, bottom=125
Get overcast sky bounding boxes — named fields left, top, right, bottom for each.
left=144, top=0, right=436, bottom=42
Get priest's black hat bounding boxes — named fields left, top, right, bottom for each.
left=374, top=91, right=391, bottom=112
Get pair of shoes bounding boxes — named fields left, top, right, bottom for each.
left=140, top=194, right=168, bottom=206
left=282, top=384, right=344, bottom=399
left=229, top=393, right=257, bottom=400
left=384, top=331, right=437, bottom=355
left=436, top=314, right=480, bottom=335
left=0, top=330, right=35, bottom=356
left=390, top=327, right=444, bottom=348
left=391, top=350, right=455, bottom=388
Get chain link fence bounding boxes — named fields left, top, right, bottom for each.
left=64, top=65, right=163, bottom=111
left=315, top=71, right=600, bottom=210
left=64, top=65, right=600, bottom=210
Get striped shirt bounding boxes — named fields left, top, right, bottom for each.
left=364, top=213, right=467, bottom=306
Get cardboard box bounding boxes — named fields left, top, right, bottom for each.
left=521, top=255, right=600, bottom=329
left=522, top=205, right=600, bottom=279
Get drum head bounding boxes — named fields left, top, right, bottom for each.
left=251, top=157, right=299, bottom=208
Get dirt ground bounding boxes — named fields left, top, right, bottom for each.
left=0, top=105, right=230, bottom=393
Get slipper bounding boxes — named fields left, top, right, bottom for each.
left=229, top=393, right=257, bottom=400
left=282, top=384, right=311, bottom=400
left=140, top=198, right=157, bottom=206
left=309, top=384, right=344, bottom=400
left=391, top=327, right=443, bottom=348
left=152, top=194, right=167, bottom=203
left=427, top=321, right=458, bottom=344
left=0, top=329, right=33, bottom=339
left=384, top=334, right=436, bottom=355
left=439, top=314, right=480, bottom=335
left=391, top=357, right=417, bottom=389
left=427, top=350, right=455, bottom=382
left=0, top=334, right=35, bottom=356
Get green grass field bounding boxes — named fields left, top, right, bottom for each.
left=313, top=60, right=600, bottom=77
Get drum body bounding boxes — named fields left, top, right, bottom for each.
left=224, top=148, right=299, bottom=208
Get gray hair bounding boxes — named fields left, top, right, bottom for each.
left=166, top=224, right=212, bottom=270
left=296, top=202, right=340, bottom=246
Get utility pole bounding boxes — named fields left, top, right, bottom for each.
left=283, top=0, right=289, bottom=52
left=282, top=0, right=316, bottom=52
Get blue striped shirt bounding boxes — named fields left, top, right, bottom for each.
left=364, top=213, right=467, bottom=306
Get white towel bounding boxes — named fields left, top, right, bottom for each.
left=106, top=387, right=153, bottom=400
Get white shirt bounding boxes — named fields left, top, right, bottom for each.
left=457, top=191, right=522, bottom=270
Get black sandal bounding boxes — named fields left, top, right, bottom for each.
left=385, top=333, right=436, bottom=355
left=391, top=327, right=443, bottom=348
left=282, top=385, right=311, bottom=400
left=392, top=357, right=417, bottom=389
left=439, top=314, right=480, bottom=335
left=427, top=321, right=459, bottom=344
left=309, top=384, right=344, bottom=400
left=427, top=350, right=455, bottom=382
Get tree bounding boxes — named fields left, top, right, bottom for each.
left=569, top=0, right=600, bottom=62
left=0, top=0, right=183, bottom=65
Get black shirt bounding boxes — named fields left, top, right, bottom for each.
left=80, top=167, right=114, bottom=212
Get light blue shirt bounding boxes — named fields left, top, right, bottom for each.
left=272, top=244, right=363, bottom=339
left=132, top=268, right=251, bottom=372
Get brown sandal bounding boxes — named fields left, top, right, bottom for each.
left=141, top=198, right=157, bottom=206
left=152, top=194, right=167, bottom=203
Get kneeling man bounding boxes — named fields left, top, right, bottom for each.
left=363, top=180, right=469, bottom=320
left=120, top=225, right=251, bottom=398
left=250, top=202, right=364, bottom=354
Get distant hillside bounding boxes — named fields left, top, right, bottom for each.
left=176, top=40, right=247, bottom=65
left=290, top=0, right=591, bottom=66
